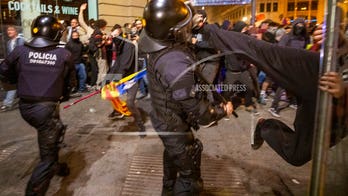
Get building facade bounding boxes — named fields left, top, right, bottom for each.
left=0, top=0, right=347, bottom=59
left=204, top=0, right=348, bottom=26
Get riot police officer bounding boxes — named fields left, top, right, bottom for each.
left=139, top=0, right=233, bottom=195
left=0, top=15, right=76, bottom=195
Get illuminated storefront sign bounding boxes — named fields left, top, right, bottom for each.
left=7, top=1, right=79, bottom=15
left=191, top=0, right=251, bottom=6
left=0, top=0, right=88, bottom=59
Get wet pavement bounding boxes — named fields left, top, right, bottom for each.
left=0, top=90, right=337, bottom=195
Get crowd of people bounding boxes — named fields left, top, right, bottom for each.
left=0, top=0, right=347, bottom=195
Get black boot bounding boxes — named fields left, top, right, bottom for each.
left=161, top=186, right=174, bottom=196
left=56, top=162, right=70, bottom=177
left=138, top=122, right=146, bottom=138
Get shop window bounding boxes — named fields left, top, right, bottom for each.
left=298, top=1, right=309, bottom=11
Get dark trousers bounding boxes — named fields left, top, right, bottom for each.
left=150, top=114, right=203, bottom=195
left=260, top=99, right=315, bottom=166
left=19, top=101, right=65, bottom=195
left=271, top=87, right=297, bottom=112
left=88, top=54, right=98, bottom=86
left=224, top=70, right=255, bottom=107
left=208, top=25, right=323, bottom=166
left=257, top=58, right=318, bottom=166
left=126, top=83, right=143, bottom=127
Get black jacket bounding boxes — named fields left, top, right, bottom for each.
left=65, top=39, right=86, bottom=64
left=0, top=45, right=76, bottom=101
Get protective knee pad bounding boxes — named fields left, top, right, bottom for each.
left=175, top=139, right=203, bottom=177
left=38, top=120, right=67, bottom=161
left=186, top=139, right=203, bottom=172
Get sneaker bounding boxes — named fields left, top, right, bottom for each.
left=138, top=124, right=146, bottom=138
left=1, top=105, right=7, bottom=110
left=268, top=108, right=280, bottom=118
left=78, top=88, right=90, bottom=93
left=70, top=92, right=82, bottom=98
left=108, top=110, right=125, bottom=120
left=246, top=106, right=260, bottom=116
left=251, top=118, right=265, bottom=150
left=136, top=92, right=147, bottom=100
left=289, top=104, right=298, bottom=110
left=201, top=121, right=217, bottom=128
left=0, top=105, right=12, bottom=112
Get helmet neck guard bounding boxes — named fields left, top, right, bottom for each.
left=25, top=37, right=58, bottom=48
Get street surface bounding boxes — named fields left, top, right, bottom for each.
left=0, top=90, right=345, bottom=195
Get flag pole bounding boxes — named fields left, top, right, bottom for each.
left=310, top=0, right=339, bottom=195
left=63, top=90, right=101, bottom=109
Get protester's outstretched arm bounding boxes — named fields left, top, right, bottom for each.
left=201, top=24, right=320, bottom=100
left=78, top=3, right=89, bottom=32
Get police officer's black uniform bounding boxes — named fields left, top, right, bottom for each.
left=139, top=1, right=230, bottom=195
left=0, top=15, right=76, bottom=195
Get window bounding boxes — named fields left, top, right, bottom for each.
left=273, top=3, right=278, bottom=12
left=288, top=2, right=295, bottom=11
left=298, top=2, right=309, bottom=11
left=260, top=3, right=265, bottom=12
left=311, top=1, right=318, bottom=10
left=266, top=3, right=271, bottom=12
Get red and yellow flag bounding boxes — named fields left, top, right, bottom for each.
left=101, top=69, right=147, bottom=116
left=101, top=81, right=131, bottom=116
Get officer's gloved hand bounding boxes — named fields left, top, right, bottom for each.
left=222, top=101, right=233, bottom=117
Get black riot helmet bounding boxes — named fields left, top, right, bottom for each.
left=139, top=0, right=194, bottom=53
left=26, top=15, right=64, bottom=48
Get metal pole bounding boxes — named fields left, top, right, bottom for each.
left=251, top=0, right=256, bottom=25
left=309, top=0, right=339, bottom=195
